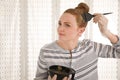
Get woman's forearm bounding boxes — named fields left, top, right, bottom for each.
left=104, top=30, right=119, bottom=44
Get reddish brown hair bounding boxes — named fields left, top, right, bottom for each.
left=64, top=3, right=89, bottom=28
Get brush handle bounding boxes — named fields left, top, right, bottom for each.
left=103, top=12, right=112, bottom=15
left=93, top=12, right=112, bottom=17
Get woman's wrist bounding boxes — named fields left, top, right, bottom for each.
left=103, top=30, right=118, bottom=44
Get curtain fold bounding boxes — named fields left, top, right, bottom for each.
left=19, top=0, right=28, bottom=80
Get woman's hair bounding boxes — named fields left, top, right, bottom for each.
left=64, top=2, right=89, bottom=28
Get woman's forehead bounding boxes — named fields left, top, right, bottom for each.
left=59, top=13, right=76, bottom=22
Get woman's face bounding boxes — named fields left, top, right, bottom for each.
left=57, top=13, right=85, bottom=41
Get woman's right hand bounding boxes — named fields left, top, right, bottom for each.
left=48, top=75, right=69, bottom=80
left=48, top=75, right=57, bottom=80
left=93, top=13, right=109, bottom=36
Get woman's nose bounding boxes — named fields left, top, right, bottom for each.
left=58, top=26, right=64, bottom=32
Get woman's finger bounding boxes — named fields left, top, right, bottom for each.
left=52, top=75, right=57, bottom=80
left=48, top=75, right=52, bottom=80
left=63, top=77, right=68, bottom=80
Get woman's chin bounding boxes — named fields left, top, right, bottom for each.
left=58, top=37, right=64, bottom=40
left=58, top=37, right=66, bottom=40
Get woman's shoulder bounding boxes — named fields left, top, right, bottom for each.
left=41, top=40, right=58, bottom=50
left=80, top=39, right=106, bottom=47
left=78, top=39, right=100, bottom=48
left=80, top=39, right=93, bottom=45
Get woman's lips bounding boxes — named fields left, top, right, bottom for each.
left=59, top=33, right=65, bottom=36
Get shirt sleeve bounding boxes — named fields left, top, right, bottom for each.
left=95, top=36, right=120, bottom=58
left=112, top=35, right=120, bottom=47
left=34, top=49, right=48, bottom=80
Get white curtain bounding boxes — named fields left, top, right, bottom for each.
left=0, top=0, right=20, bottom=80
left=87, top=0, right=118, bottom=80
left=28, top=0, right=52, bottom=80
left=0, top=0, right=120, bottom=80
left=117, top=0, right=120, bottom=80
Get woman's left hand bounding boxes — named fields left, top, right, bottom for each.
left=48, top=75, right=70, bottom=80
left=93, top=13, right=109, bottom=36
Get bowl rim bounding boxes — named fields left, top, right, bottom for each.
left=48, top=65, right=76, bottom=75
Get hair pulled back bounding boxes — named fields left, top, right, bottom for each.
left=64, top=2, right=89, bottom=28
left=75, top=2, right=89, bottom=13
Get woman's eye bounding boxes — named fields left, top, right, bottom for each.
left=58, top=22, right=61, bottom=26
left=65, top=24, right=70, bottom=27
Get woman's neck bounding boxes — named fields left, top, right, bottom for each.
left=57, top=40, right=78, bottom=51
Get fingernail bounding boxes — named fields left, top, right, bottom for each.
left=54, top=74, right=57, bottom=78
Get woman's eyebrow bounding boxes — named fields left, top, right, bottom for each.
left=58, top=20, right=72, bottom=25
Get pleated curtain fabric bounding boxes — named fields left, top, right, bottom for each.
left=0, top=0, right=20, bottom=80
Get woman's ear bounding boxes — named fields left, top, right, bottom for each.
left=78, top=27, right=85, bottom=36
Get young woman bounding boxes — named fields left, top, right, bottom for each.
left=34, top=2, right=120, bottom=80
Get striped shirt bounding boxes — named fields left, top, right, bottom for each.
left=34, top=38, right=120, bottom=80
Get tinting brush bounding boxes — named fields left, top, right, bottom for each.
left=82, top=12, right=112, bottom=22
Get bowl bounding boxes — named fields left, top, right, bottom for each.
left=48, top=65, right=75, bottom=80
